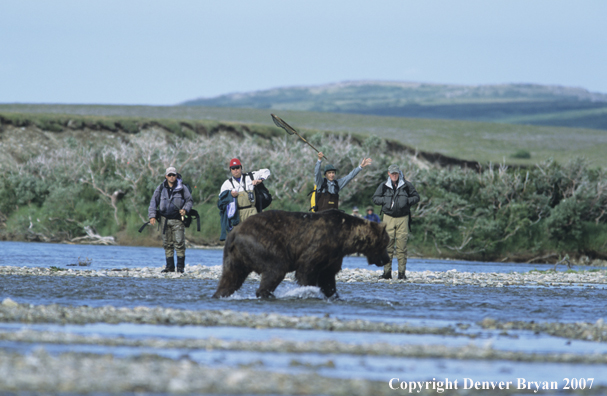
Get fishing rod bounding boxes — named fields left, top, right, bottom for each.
left=271, top=114, right=329, bottom=161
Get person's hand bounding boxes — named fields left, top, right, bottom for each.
left=231, top=190, right=239, bottom=197
left=252, top=179, right=262, bottom=186
left=150, top=218, right=156, bottom=226
left=179, top=209, right=186, bottom=216
left=318, top=152, right=324, bottom=161
left=360, top=158, right=373, bottom=168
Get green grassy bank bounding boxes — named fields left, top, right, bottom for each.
left=2, top=104, right=607, bottom=169
left=1, top=110, right=606, bottom=263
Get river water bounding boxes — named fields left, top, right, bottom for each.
left=1, top=241, right=606, bottom=394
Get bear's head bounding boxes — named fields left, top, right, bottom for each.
left=364, top=221, right=391, bottom=267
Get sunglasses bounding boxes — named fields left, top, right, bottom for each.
left=167, top=173, right=176, bottom=177
left=230, top=166, right=242, bottom=170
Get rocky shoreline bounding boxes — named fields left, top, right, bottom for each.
left=0, top=348, right=392, bottom=396
left=3, top=348, right=606, bottom=395
left=1, top=265, right=606, bottom=288
left=2, top=299, right=607, bottom=343
left=0, top=298, right=463, bottom=335
left=2, top=305, right=607, bottom=395
left=3, top=327, right=607, bottom=364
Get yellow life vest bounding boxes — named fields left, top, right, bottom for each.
left=309, top=182, right=339, bottom=212
left=310, top=184, right=317, bottom=212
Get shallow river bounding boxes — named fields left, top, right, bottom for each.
left=1, top=241, right=606, bottom=395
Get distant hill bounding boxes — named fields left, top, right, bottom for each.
left=182, top=81, right=607, bottom=130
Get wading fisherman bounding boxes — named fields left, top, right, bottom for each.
left=372, top=164, right=420, bottom=280
left=219, top=158, right=271, bottom=224
left=148, top=166, right=193, bottom=273
left=313, top=152, right=372, bottom=212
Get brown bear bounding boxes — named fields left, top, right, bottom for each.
left=212, top=209, right=391, bottom=299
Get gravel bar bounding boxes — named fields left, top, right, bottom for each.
left=2, top=348, right=607, bottom=395
left=479, top=317, right=607, bottom=342
left=0, top=299, right=460, bottom=336
left=2, top=299, right=607, bottom=342
left=3, top=328, right=607, bottom=364
left=0, top=348, right=394, bottom=396
left=1, top=265, right=606, bottom=288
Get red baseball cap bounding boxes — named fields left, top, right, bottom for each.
left=229, top=158, right=242, bottom=168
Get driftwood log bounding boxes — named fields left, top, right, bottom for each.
left=70, top=226, right=116, bottom=245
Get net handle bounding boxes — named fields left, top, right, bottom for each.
left=271, top=114, right=328, bottom=161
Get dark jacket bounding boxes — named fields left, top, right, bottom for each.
left=148, top=178, right=193, bottom=220
left=217, top=190, right=240, bottom=241
left=372, top=173, right=420, bottom=218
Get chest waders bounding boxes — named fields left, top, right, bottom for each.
left=229, top=174, right=258, bottom=222
left=315, top=178, right=340, bottom=212
left=229, top=175, right=255, bottom=210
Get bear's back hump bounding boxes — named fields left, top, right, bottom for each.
left=258, top=209, right=358, bottom=229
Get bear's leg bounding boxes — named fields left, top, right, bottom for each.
left=317, top=269, right=339, bottom=298
left=256, top=270, right=287, bottom=299
left=317, top=258, right=343, bottom=298
left=212, top=257, right=252, bottom=298
left=295, top=267, right=320, bottom=287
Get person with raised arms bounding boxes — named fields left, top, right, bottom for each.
left=313, top=152, right=372, bottom=212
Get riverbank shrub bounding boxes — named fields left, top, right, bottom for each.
left=511, top=149, right=531, bottom=159
left=1, top=125, right=606, bottom=262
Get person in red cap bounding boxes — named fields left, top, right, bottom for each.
left=219, top=158, right=271, bottom=223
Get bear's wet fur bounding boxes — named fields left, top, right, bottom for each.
left=212, top=209, right=391, bottom=299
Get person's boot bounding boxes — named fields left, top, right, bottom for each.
left=161, top=256, right=175, bottom=273
left=379, top=271, right=392, bottom=280
left=398, top=259, right=407, bottom=280
left=176, top=256, right=185, bottom=273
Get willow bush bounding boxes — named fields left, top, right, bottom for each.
left=1, top=128, right=606, bottom=261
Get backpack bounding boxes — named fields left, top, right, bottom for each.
left=160, top=173, right=192, bottom=196
left=182, top=208, right=201, bottom=231
left=253, top=180, right=272, bottom=212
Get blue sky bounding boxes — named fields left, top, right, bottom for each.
left=1, top=0, right=606, bottom=105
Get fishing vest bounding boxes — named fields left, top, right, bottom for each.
left=228, top=172, right=272, bottom=213
left=229, top=174, right=254, bottom=210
